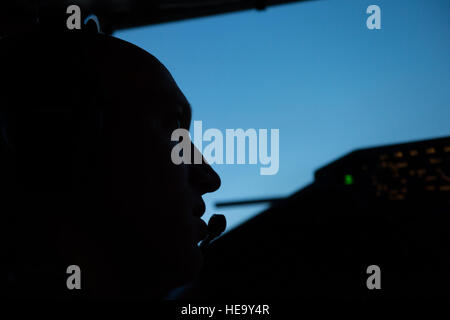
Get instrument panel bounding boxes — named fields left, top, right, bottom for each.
left=314, top=136, right=450, bottom=202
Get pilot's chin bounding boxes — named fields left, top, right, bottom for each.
left=183, top=243, right=204, bottom=282
left=163, top=243, right=203, bottom=292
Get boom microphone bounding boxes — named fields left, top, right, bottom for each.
left=200, top=214, right=226, bottom=253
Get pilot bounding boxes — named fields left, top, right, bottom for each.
left=0, top=30, right=220, bottom=299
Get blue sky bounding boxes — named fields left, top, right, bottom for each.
left=115, top=0, right=450, bottom=231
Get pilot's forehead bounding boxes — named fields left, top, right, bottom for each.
left=145, top=61, right=192, bottom=123
left=98, top=41, right=192, bottom=122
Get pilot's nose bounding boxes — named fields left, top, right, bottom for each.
left=189, top=144, right=221, bottom=194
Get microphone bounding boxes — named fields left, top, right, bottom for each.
left=200, top=214, right=226, bottom=253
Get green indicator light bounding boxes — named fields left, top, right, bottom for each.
left=344, top=174, right=354, bottom=185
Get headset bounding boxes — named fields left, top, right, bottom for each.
left=201, top=214, right=227, bottom=252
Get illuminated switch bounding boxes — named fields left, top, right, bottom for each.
left=417, top=169, right=427, bottom=176
left=429, top=158, right=443, bottom=164
left=396, top=162, right=408, bottom=168
left=344, top=174, right=354, bottom=185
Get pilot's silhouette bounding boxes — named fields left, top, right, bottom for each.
left=0, top=30, right=220, bottom=299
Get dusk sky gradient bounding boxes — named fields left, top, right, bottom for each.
left=115, top=0, right=450, bottom=231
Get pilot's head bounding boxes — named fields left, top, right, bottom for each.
left=0, top=31, right=220, bottom=298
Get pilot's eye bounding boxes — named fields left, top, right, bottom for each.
left=165, top=113, right=183, bottom=133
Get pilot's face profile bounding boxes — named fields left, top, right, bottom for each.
left=77, top=40, right=222, bottom=297
left=1, top=32, right=221, bottom=298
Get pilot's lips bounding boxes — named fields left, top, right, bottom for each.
left=193, top=200, right=206, bottom=218
left=193, top=199, right=207, bottom=242
left=194, top=217, right=208, bottom=243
